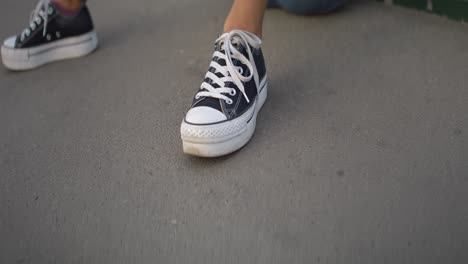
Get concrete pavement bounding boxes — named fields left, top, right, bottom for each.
left=1, top=0, right=468, bottom=263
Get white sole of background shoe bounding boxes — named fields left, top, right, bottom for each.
left=181, top=79, right=268, bottom=158
left=1, top=31, right=98, bottom=70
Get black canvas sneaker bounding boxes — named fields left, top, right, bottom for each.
left=181, top=30, right=268, bottom=157
left=1, top=0, right=98, bottom=70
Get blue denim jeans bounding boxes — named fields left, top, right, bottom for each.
left=268, top=0, right=347, bottom=15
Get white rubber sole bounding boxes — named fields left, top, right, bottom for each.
left=181, top=81, right=268, bottom=158
left=1, top=31, right=98, bottom=70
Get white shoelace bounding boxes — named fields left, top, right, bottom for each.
left=20, top=0, right=53, bottom=42
left=196, top=30, right=262, bottom=105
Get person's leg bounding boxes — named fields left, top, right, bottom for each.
left=181, top=0, right=269, bottom=157
left=1, top=0, right=97, bottom=70
left=224, top=0, right=268, bottom=37
left=269, top=0, right=347, bottom=15
left=53, top=0, right=82, bottom=11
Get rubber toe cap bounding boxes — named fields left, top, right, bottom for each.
left=3, top=36, right=16, bottom=48
left=185, top=106, right=227, bottom=125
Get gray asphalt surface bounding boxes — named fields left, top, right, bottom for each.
left=1, top=0, right=468, bottom=263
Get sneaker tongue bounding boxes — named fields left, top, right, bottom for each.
left=210, top=36, right=252, bottom=89
left=195, top=34, right=253, bottom=110
left=216, top=36, right=247, bottom=54
left=215, top=37, right=250, bottom=69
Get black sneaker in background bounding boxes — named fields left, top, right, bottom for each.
left=1, top=0, right=98, bottom=70
left=180, top=30, right=268, bottom=157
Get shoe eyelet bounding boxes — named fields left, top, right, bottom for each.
left=237, top=67, right=243, bottom=75
left=229, top=89, right=236, bottom=96
left=195, top=95, right=201, bottom=100
left=226, top=99, right=233, bottom=105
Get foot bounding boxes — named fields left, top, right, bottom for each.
left=1, top=0, right=98, bottom=70
left=181, top=30, right=268, bottom=157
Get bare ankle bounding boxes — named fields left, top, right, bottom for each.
left=52, top=0, right=82, bottom=10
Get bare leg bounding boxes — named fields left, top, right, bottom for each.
left=223, top=0, right=268, bottom=38
left=53, top=0, right=82, bottom=10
